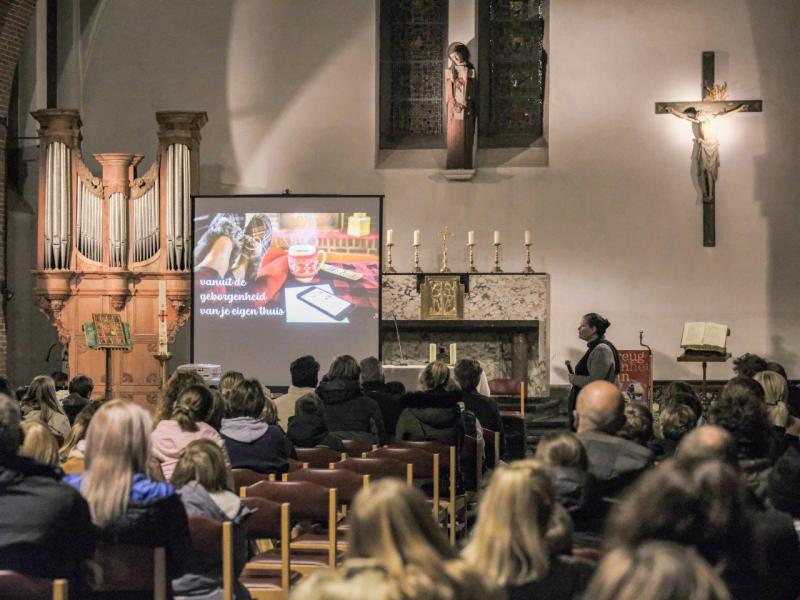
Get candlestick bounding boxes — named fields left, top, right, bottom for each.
left=492, top=242, right=503, bottom=273
left=413, top=243, right=422, bottom=273
left=467, top=230, right=475, bottom=245
left=439, top=225, right=452, bottom=273
left=449, top=343, right=457, bottom=366
left=413, top=230, right=420, bottom=245
left=523, top=242, right=534, bottom=273
left=386, top=229, right=394, bottom=244
left=158, top=280, right=168, bottom=354
left=153, top=351, right=172, bottom=389
left=524, top=230, right=531, bottom=245
left=429, top=343, right=437, bottom=363
left=385, top=241, right=397, bottom=273
left=467, top=242, right=478, bottom=273
left=493, top=230, right=500, bottom=245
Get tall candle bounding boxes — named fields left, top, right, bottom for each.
left=524, top=230, right=531, bottom=245
left=386, top=229, right=394, bottom=244
left=429, top=343, right=437, bottom=363
left=413, top=230, right=421, bottom=245
left=158, top=280, right=168, bottom=353
left=494, top=230, right=500, bottom=245
left=449, top=343, right=457, bottom=366
left=468, top=230, right=475, bottom=245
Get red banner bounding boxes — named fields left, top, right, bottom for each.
left=618, top=349, right=653, bottom=406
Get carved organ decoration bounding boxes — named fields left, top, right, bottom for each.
left=31, top=109, right=207, bottom=406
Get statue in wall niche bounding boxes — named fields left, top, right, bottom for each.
left=445, top=42, right=477, bottom=170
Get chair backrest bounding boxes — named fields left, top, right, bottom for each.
left=392, top=440, right=452, bottom=468
left=287, top=458, right=305, bottom=472
left=233, top=468, right=268, bottom=493
left=92, top=543, right=167, bottom=600
left=240, top=497, right=291, bottom=591
left=488, top=378, right=526, bottom=415
left=365, top=446, right=435, bottom=479
left=461, top=434, right=482, bottom=492
left=295, top=447, right=345, bottom=469
left=340, top=439, right=375, bottom=456
left=283, top=467, right=367, bottom=505
left=187, top=516, right=233, bottom=600
left=483, top=427, right=502, bottom=468
left=332, top=456, right=408, bottom=483
left=0, top=572, right=67, bottom=600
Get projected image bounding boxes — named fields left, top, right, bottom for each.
left=194, top=211, right=379, bottom=324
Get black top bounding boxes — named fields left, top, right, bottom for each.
left=316, top=379, right=387, bottom=445
left=362, top=381, right=405, bottom=441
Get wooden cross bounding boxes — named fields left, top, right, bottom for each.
left=656, top=52, right=762, bottom=247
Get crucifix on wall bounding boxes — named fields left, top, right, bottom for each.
left=656, top=52, right=762, bottom=246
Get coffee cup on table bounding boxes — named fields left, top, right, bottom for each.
left=288, top=244, right=327, bottom=283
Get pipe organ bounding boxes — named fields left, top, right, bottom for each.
left=32, top=109, right=207, bottom=406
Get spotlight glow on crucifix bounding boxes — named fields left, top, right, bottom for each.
left=656, top=52, right=762, bottom=247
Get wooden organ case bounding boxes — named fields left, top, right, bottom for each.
left=31, top=109, right=207, bottom=407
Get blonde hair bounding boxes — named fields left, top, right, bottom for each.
left=754, top=370, right=790, bottom=428
left=418, top=360, right=452, bottom=391
left=348, top=479, right=494, bottom=600
left=292, top=559, right=403, bottom=600
left=81, top=400, right=152, bottom=526
left=20, top=420, right=59, bottom=466
left=171, top=439, right=228, bottom=491
left=585, top=542, right=730, bottom=600
left=463, top=459, right=553, bottom=586
left=59, top=400, right=101, bottom=461
left=26, top=375, right=64, bottom=424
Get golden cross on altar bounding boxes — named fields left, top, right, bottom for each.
left=440, top=226, right=452, bottom=243
left=439, top=226, right=452, bottom=273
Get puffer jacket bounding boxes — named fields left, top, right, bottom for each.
left=316, top=379, right=386, bottom=444
left=395, top=390, right=464, bottom=446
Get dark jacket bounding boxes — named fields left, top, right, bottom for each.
left=0, top=453, right=95, bottom=590
left=506, top=554, right=595, bottom=600
left=362, top=381, right=404, bottom=440
left=462, top=389, right=505, bottom=463
left=62, top=392, right=89, bottom=425
left=577, top=429, right=653, bottom=497
left=316, top=379, right=387, bottom=445
left=175, top=482, right=253, bottom=600
left=395, top=390, right=463, bottom=447
left=220, top=417, right=291, bottom=475
left=65, top=473, right=191, bottom=579
left=550, top=466, right=603, bottom=534
left=286, top=413, right=346, bottom=452
left=647, top=437, right=678, bottom=461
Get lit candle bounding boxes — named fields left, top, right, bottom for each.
left=449, top=343, right=457, bottom=366
left=386, top=229, right=394, bottom=244
left=429, top=343, right=437, bottom=363
left=524, top=230, right=531, bottom=245
left=468, top=230, right=475, bottom=245
left=413, top=230, right=420, bottom=245
left=494, top=230, right=500, bottom=245
left=158, top=280, right=168, bottom=354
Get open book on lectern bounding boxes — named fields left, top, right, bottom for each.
left=680, top=322, right=730, bottom=354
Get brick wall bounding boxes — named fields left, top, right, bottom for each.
left=0, top=0, right=38, bottom=375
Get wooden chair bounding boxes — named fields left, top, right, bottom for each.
left=287, top=458, right=306, bottom=472
left=187, top=516, right=234, bottom=600
left=340, top=439, right=376, bottom=456
left=233, top=468, right=269, bottom=493
left=331, top=456, right=411, bottom=485
left=363, top=446, right=438, bottom=508
left=295, top=447, right=345, bottom=469
left=240, top=497, right=294, bottom=600
left=483, top=427, right=502, bottom=469
left=0, top=572, right=68, bottom=600
left=489, top=378, right=527, bottom=460
left=488, top=378, right=527, bottom=416
left=243, top=480, right=338, bottom=575
left=91, top=543, right=168, bottom=599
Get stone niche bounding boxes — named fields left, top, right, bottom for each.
left=381, top=273, right=550, bottom=397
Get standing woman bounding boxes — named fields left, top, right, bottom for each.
left=568, top=313, right=620, bottom=429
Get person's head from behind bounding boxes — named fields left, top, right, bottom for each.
left=26, top=375, right=62, bottom=420
left=171, top=439, right=229, bottom=492
left=463, top=459, right=554, bottom=586
left=51, top=371, right=69, bottom=391
left=262, top=395, right=278, bottom=425
left=584, top=541, right=730, bottom=600
left=617, top=403, right=653, bottom=446
left=68, top=375, right=94, bottom=399
left=662, top=382, right=703, bottom=422
left=160, top=369, right=205, bottom=421
left=219, top=371, right=245, bottom=400
left=0, top=394, right=22, bottom=456
left=359, top=357, right=384, bottom=386
left=293, top=560, right=403, bottom=600
left=60, top=400, right=103, bottom=460
left=732, top=352, right=768, bottom=378
left=228, top=378, right=266, bottom=420
left=753, top=369, right=789, bottom=428
left=454, top=358, right=483, bottom=393
left=766, top=361, right=788, bottom=380
left=675, top=425, right=738, bottom=470
left=20, top=420, right=59, bottom=466
left=173, top=384, right=214, bottom=432
left=659, top=403, right=697, bottom=442
left=204, top=390, right=227, bottom=432
left=575, top=381, right=625, bottom=434
left=0, top=377, right=12, bottom=399
left=707, top=377, right=771, bottom=454
left=326, top=355, right=360, bottom=382
left=535, top=430, right=588, bottom=470
left=290, top=355, right=320, bottom=388
left=295, top=392, right=323, bottom=417
left=418, top=360, right=451, bottom=392
left=82, top=400, right=152, bottom=526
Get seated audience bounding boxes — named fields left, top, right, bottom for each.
left=51, top=371, right=69, bottom=392
left=287, top=392, right=346, bottom=452
left=585, top=542, right=730, bottom=600
left=455, top=358, right=505, bottom=464
left=463, top=459, right=595, bottom=600
left=574, top=381, right=653, bottom=496
left=220, top=378, right=291, bottom=474
left=734, top=353, right=769, bottom=378
left=674, top=425, right=739, bottom=469
left=59, top=400, right=102, bottom=474
left=62, top=374, right=93, bottom=425
left=535, top=430, right=602, bottom=538
left=360, top=356, right=404, bottom=441
left=616, top=403, right=654, bottom=447
left=768, top=445, right=800, bottom=537
left=0, top=394, right=94, bottom=591
left=19, top=420, right=59, bottom=466
left=292, top=559, right=406, bottom=600
left=661, top=381, right=704, bottom=424
left=344, top=478, right=497, bottom=600
left=317, top=355, right=386, bottom=444
left=218, top=370, right=245, bottom=403
left=171, top=439, right=253, bottom=600
left=205, top=389, right=227, bottom=432
left=396, top=360, right=464, bottom=447
left=648, top=402, right=697, bottom=460
left=22, top=375, right=70, bottom=443
left=708, top=377, right=779, bottom=504
left=152, top=384, right=234, bottom=487
left=157, top=369, right=206, bottom=423
left=274, top=355, right=320, bottom=428
left=65, top=400, right=191, bottom=583
left=754, top=370, right=790, bottom=432
left=767, top=361, right=800, bottom=419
